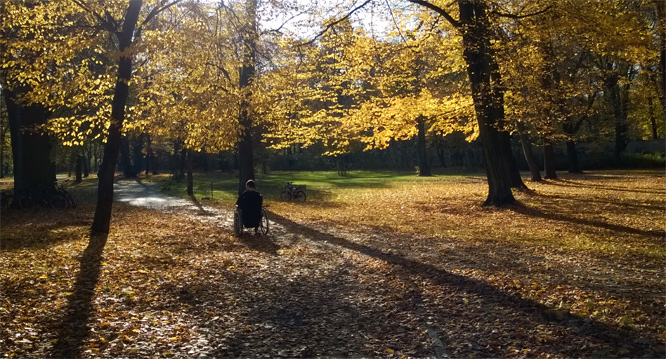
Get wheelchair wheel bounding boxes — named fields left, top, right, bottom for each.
left=259, top=208, right=269, bottom=235
left=279, top=191, right=291, bottom=201
left=295, top=191, right=306, bottom=201
left=233, top=209, right=243, bottom=236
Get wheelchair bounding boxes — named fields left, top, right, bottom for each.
left=234, top=207, right=269, bottom=236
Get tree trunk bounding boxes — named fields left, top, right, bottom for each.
left=459, top=0, right=514, bottom=206
left=120, top=135, right=134, bottom=178
left=133, top=132, right=145, bottom=176
left=180, top=147, right=187, bottom=178
left=75, top=154, right=83, bottom=183
left=237, top=0, right=258, bottom=195
left=416, top=118, right=432, bottom=176
left=519, top=133, right=542, bottom=182
left=517, top=124, right=542, bottom=181
left=3, top=87, right=55, bottom=204
left=648, top=96, right=659, bottom=139
left=500, top=132, right=525, bottom=189
left=91, top=0, right=142, bottom=235
left=186, top=148, right=193, bottom=196
left=436, top=148, right=446, bottom=167
left=543, top=139, right=557, bottom=179
left=145, top=134, right=152, bottom=175
left=565, top=140, right=581, bottom=173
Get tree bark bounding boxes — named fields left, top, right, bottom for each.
left=237, top=0, right=258, bottom=195
left=75, top=154, right=83, bottom=183
left=543, top=139, right=557, bottom=179
left=565, top=140, right=581, bottom=173
left=416, top=117, right=432, bottom=176
left=3, top=87, right=55, bottom=204
left=91, top=0, right=142, bottom=234
left=518, top=129, right=542, bottom=182
left=186, top=148, right=193, bottom=196
left=133, top=132, right=145, bottom=176
left=459, top=0, right=515, bottom=206
left=120, top=135, right=134, bottom=178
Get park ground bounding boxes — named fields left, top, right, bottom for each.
left=0, top=169, right=664, bottom=358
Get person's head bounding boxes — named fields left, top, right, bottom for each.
left=246, top=179, right=256, bottom=190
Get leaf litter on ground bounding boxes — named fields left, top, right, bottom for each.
left=0, top=170, right=664, bottom=358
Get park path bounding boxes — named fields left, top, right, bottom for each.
left=112, top=179, right=287, bottom=236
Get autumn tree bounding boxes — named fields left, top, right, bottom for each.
left=2, top=1, right=182, bottom=233
left=0, top=1, right=57, bottom=204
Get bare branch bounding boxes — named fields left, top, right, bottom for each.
left=141, top=0, right=181, bottom=28
left=70, top=0, right=117, bottom=33
left=491, top=5, right=553, bottom=20
left=407, top=0, right=461, bottom=28
left=300, top=0, right=373, bottom=47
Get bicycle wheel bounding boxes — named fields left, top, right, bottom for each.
left=279, top=191, right=291, bottom=201
left=295, top=191, right=306, bottom=201
left=64, top=192, right=76, bottom=208
left=259, top=208, right=269, bottom=235
left=49, top=195, right=67, bottom=208
left=18, top=196, right=34, bottom=211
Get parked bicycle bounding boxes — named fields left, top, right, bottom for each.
left=280, top=182, right=306, bottom=201
left=49, top=181, right=76, bottom=208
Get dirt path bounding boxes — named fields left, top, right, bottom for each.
left=113, top=179, right=285, bottom=235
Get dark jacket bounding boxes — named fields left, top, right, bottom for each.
left=236, top=190, right=263, bottom=227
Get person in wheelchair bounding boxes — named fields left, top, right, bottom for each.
left=235, top=179, right=263, bottom=234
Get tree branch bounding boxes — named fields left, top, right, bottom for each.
left=491, top=5, right=553, bottom=20
left=141, top=0, right=181, bottom=28
left=407, top=0, right=461, bottom=28
left=70, top=0, right=117, bottom=33
left=300, top=0, right=373, bottom=46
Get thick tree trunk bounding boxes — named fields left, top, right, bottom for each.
left=565, top=140, right=581, bottom=173
left=543, top=140, right=557, bottom=179
left=416, top=118, right=432, bottom=176
left=500, top=132, right=525, bottom=189
left=459, top=0, right=514, bottom=206
left=3, top=88, right=55, bottom=204
left=237, top=0, right=258, bottom=195
left=91, top=0, right=142, bottom=235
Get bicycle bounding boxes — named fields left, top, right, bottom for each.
left=280, top=182, right=306, bottom=201
left=50, top=181, right=76, bottom=208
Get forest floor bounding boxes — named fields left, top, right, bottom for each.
left=0, top=170, right=664, bottom=358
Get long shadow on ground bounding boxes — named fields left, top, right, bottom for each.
left=51, top=234, right=108, bottom=358
left=265, top=213, right=663, bottom=358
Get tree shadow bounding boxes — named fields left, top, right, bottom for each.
left=188, top=194, right=213, bottom=216
left=51, top=233, right=108, bottom=358
left=267, top=213, right=662, bottom=357
left=547, top=178, right=666, bottom=195
left=510, top=202, right=663, bottom=239
left=237, top=231, right=279, bottom=256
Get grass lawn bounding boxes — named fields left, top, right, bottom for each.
left=0, top=169, right=664, bottom=357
